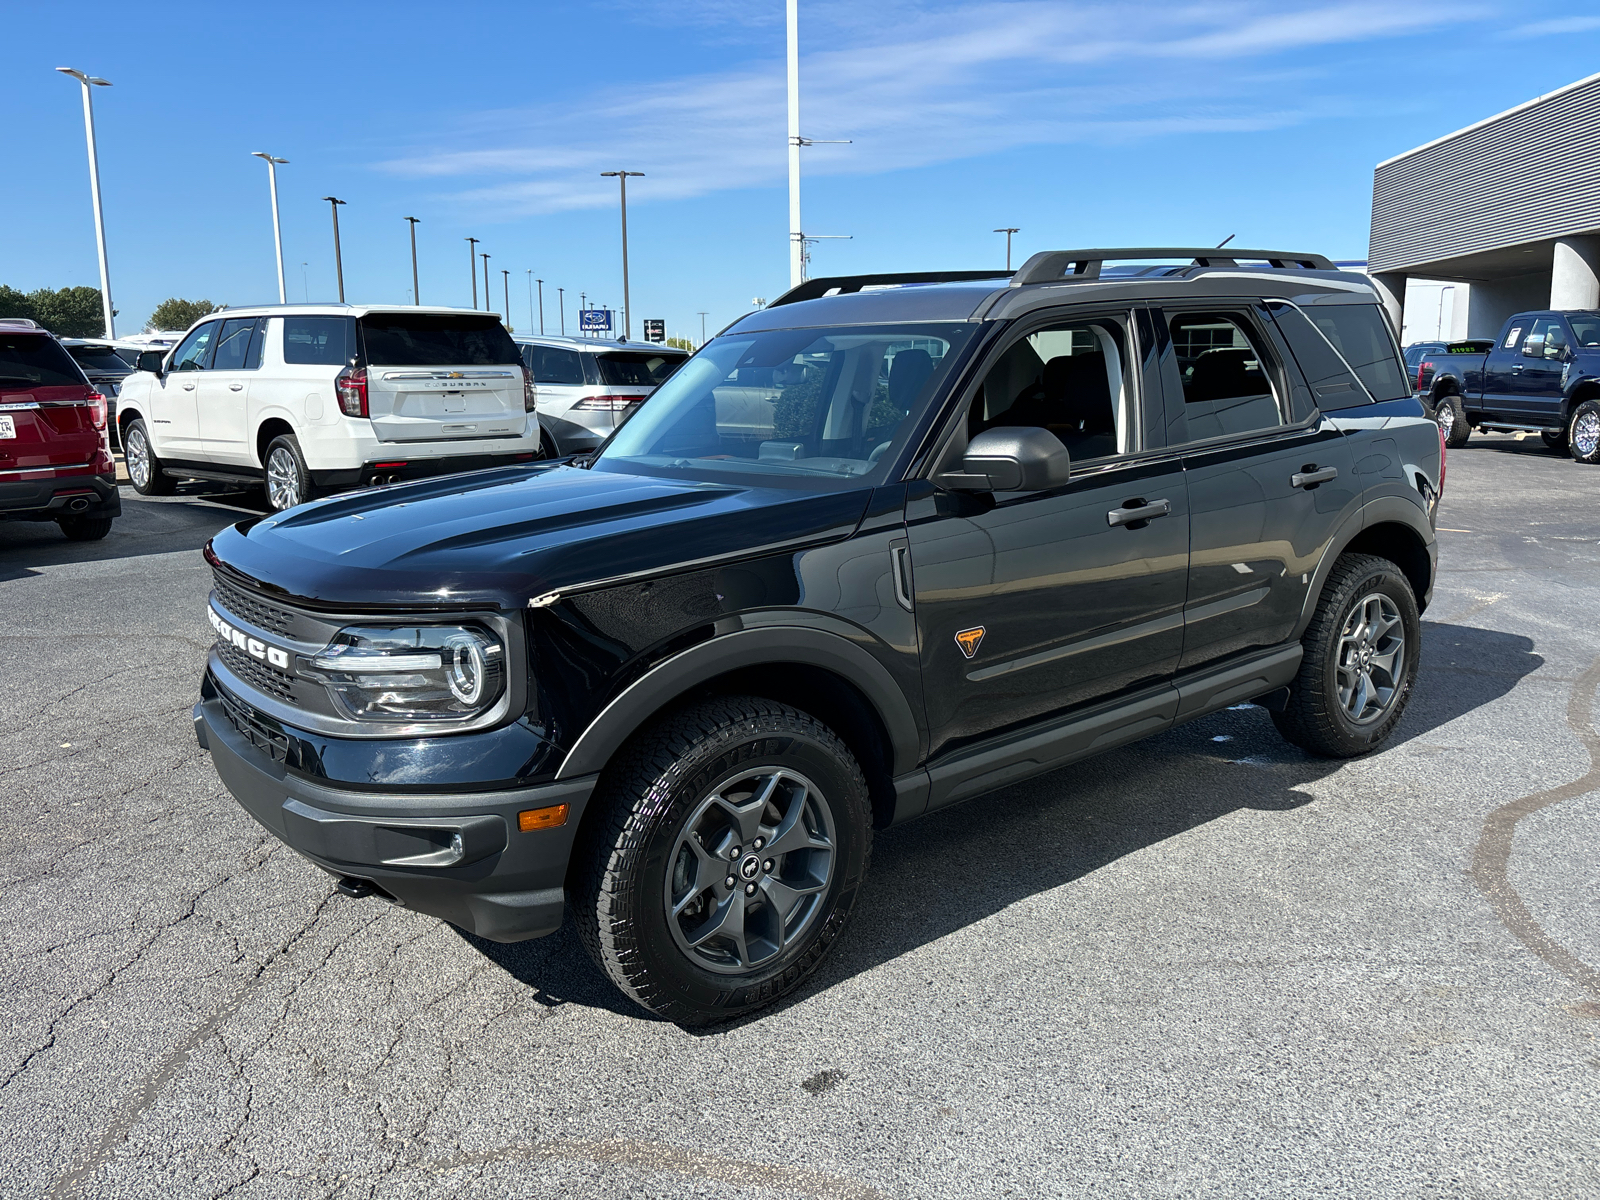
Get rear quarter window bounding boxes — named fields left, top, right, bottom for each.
left=1273, top=303, right=1409, bottom=407
left=360, top=314, right=520, bottom=366
left=283, top=316, right=355, bottom=366
left=524, top=344, right=585, bottom=385
left=595, top=352, right=687, bottom=387
left=0, top=333, right=88, bottom=389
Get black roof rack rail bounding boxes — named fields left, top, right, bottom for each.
left=1009, top=247, right=1338, bottom=287
left=767, top=270, right=1006, bottom=309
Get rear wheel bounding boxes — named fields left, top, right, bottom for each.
left=1569, top=401, right=1600, bottom=464
left=57, top=515, right=113, bottom=541
left=123, top=419, right=176, bottom=496
left=1541, top=428, right=1569, bottom=452
left=573, top=696, right=872, bottom=1025
left=263, top=435, right=316, bottom=510
left=1435, top=394, right=1471, bottom=448
left=1272, top=553, right=1421, bottom=759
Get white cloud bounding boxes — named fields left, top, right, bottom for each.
left=1509, top=15, right=1600, bottom=37
left=377, top=0, right=1486, bottom=219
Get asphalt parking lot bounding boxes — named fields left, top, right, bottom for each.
left=2, top=440, right=1598, bottom=1200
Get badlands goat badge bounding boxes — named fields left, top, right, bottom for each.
left=954, top=626, right=985, bottom=660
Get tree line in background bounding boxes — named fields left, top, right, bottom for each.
left=0, top=287, right=220, bottom=337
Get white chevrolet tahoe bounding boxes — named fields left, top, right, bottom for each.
left=117, top=305, right=541, bottom=510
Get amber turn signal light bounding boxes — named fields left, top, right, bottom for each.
left=518, top=803, right=569, bottom=832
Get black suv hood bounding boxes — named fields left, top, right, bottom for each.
left=208, top=463, right=874, bottom=610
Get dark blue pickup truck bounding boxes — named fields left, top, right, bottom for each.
left=1419, top=311, right=1600, bottom=459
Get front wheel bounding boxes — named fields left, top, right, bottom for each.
left=263, top=434, right=316, bottom=511
left=1435, top=394, right=1471, bottom=449
left=573, top=697, right=872, bottom=1025
left=1568, top=401, right=1600, bottom=464
left=1272, top=553, right=1421, bottom=759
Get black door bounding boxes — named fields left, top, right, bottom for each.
left=1511, top=315, right=1570, bottom=422
left=1154, top=302, right=1360, bottom=670
left=906, top=306, right=1190, bottom=760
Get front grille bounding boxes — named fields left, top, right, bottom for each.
left=212, top=572, right=294, bottom=636
left=216, top=639, right=297, bottom=702
left=217, top=684, right=291, bottom=763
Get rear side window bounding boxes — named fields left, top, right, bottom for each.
left=65, top=345, right=129, bottom=373
left=283, top=316, right=354, bottom=366
left=0, top=333, right=85, bottom=389
left=1165, top=312, right=1284, bottom=439
left=1274, top=303, right=1409, bottom=406
left=360, top=314, right=520, bottom=367
left=211, top=318, right=262, bottom=371
left=595, top=352, right=686, bottom=387
left=524, top=344, right=584, bottom=385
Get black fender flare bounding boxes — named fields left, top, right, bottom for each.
left=1292, top=496, right=1436, bottom=640
left=554, top=625, right=922, bottom=780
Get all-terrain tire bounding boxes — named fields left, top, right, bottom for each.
left=123, top=418, right=176, bottom=496
left=56, top=515, right=114, bottom=541
left=1271, top=553, right=1421, bottom=759
left=1435, top=394, right=1471, bottom=448
left=1568, top=400, right=1600, bottom=464
left=572, top=696, right=872, bottom=1025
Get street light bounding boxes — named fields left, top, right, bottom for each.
left=465, top=237, right=479, bottom=307
left=404, top=216, right=421, bottom=305
left=250, top=154, right=291, bottom=303
left=301, top=262, right=308, bottom=302
left=480, top=253, right=491, bottom=316
left=322, top=197, right=347, bottom=302
left=501, top=269, right=511, bottom=330
left=535, top=278, right=545, bottom=335
left=994, top=227, right=1020, bottom=272
left=57, top=68, right=115, bottom=337
left=698, top=311, right=708, bottom=348
left=600, top=170, right=644, bottom=340
left=558, top=287, right=565, bottom=335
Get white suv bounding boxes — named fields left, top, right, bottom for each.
left=117, top=305, right=540, bottom=510
left=516, top=335, right=687, bottom=455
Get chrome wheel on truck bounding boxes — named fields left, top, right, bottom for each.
left=1569, top=401, right=1600, bottom=464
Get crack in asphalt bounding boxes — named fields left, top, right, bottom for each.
left=1470, top=653, right=1600, bottom=998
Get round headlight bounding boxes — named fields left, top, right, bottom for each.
left=445, top=633, right=486, bottom=705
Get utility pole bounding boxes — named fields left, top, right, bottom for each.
left=600, top=170, right=644, bottom=340
left=698, top=311, right=708, bottom=348
left=251, top=152, right=290, bottom=305
left=994, top=228, right=1020, bottom=272
left=404, top=217, right=421, bottom=304
left=558, top=287, right=565, bottom=335
left=481, top=253, right=491, bottom=314
left=535, top=277, right=545, bottom=334
left=501, top=269, right=511, bottom=330
left=465, top=237, right=479, bottom=307
left=58, top=69, right=116, bottom=337
left=322, top=197, right=347, bottom=302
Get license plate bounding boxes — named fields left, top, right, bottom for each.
left=0, top=415, right=14, bottom=439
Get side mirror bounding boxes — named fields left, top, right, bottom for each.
left=942, top=426, right=1072, bottom=492
left=1521, top=338, right=1544, bottom=359
left=136, top=350, right=165, bottom=376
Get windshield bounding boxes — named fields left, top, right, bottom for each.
left=0, top=333, right=85, bottom=389
left=596, top=351, right=686, bottom=387
left=593, top=323, right=975, bottom=486
left=359, top=314, right=521, bottom=367
left=66, top=345, right=131, bottom=373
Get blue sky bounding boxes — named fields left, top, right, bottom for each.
left=5, top=1, right=1600, bottom=340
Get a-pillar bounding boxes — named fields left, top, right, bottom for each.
left=1370, top=272, right=1406, bottom=337
left=1551, top=236, right=1600, bottom=310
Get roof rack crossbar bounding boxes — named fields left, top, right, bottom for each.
left=767, top=271, right=1007, bottom=309
left=1009, top=247, right=1337, bottom=287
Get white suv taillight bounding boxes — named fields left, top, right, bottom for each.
left=522, top=365, right=537, bottom=413
left=336, top=367, right=369, bottom=417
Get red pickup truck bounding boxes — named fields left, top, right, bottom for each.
left=0, top=319, right=120, bottom=540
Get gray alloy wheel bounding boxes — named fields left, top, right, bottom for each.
left=265, top=446, right=301, bottom=509
left=1335, top=592, right=1406, bottom=726
left=1569, top=400, right=1600, bottom=464
left=664, top=766, right=837, bottom=974
left=123, top=419, right=175, bottom=496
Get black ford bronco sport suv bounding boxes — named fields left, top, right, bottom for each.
left=196, top=248, right=1442, bottom=1024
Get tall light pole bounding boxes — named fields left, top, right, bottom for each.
left=251, top=153, right=290, bottom=303
left=786, top=1, right=802, bottom=289
left=301, top=262, right=308, bottom=302
left=404, top=216, right=421, bottom=305
left=481, top=253, right=491, bottom=314
left=526, top=270, right=534, bottom=334
left=994, top=228, right=1020, bottom=272
left=58, top=69, right=115, bottom=337
left=698, top=311, right=708, bottom=348
left=322, top=197, right=347, bottom=302
left=558, top=288, right=565, bottom=335
left=536, top=279, right=545, bottom=334
left=465, top=237, right=479, bottom=307
left=580, top=291, right=587, bottom=336
left=501, top=269, right=511, bottom=330
left=600, top=170, right=644, bottom=340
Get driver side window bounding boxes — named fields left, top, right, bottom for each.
left=969, top=315, right=1136, bottom=462
left=170, top=323, right=217, bottom=372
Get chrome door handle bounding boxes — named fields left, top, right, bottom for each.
left=1107, top=498, right=1172, bottom=527
left=1511, top=365, right=1524, bottom=373
left=229, top=383, right=244, bottom=391
left=1291, top=466, right=1338, bottom=489
left=182, top=382, right=196, bottom=390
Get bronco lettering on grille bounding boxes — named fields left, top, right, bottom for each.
left=208, top=604, right=291, bottom=670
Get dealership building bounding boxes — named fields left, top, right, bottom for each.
left=1368, top=70, right=1600, bottom=342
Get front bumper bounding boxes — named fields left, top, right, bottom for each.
left=0, top=470, right=120, bottom=521
left=195, top=687, right=595, bottom=942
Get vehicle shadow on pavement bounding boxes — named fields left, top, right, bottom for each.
left=471, top=620, right=1541, bottom=1027
left=0, top=484, right=267, bottom=583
